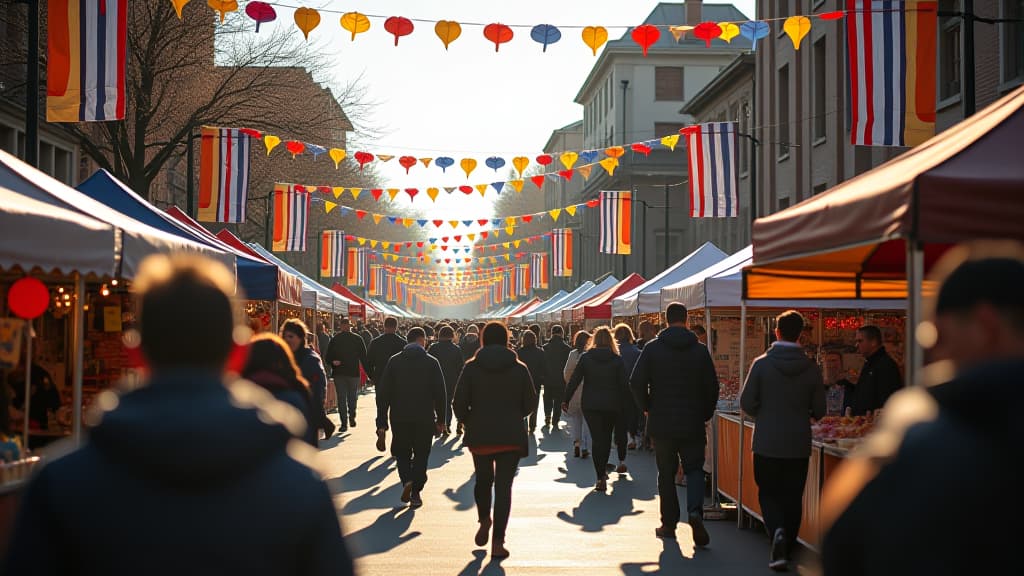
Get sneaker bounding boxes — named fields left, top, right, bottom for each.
left=375, top=430, right=387, bottom=452
left=616, top=463, right=628, bottom=474
left=475, top=519, right=492, bottom=547
left=605, top=463, right=616, bottom=473
left=401, top=482, right=413, bottom=503
left=409, top=490, right=423, bottom=508
left=769, top=528, right=788, bottom=571
left=339, top=423, right=348, bottom=433
left=456, top=422, right=465, bottom=435
left=655, top=525, right=676, bottom=539
left=689, top=511, right=710, bottom=547
left=444, top=426, right=452, bottom=435
left=545, top=418, right=551, bottom=427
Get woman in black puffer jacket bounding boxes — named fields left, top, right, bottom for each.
left=563, top=326, right=629, bottom=492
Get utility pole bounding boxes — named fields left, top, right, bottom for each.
left=24, top=0, right=39, bottom=167
left=664, top=181, right=670, bottom=270
left=962, top=0, right=976, bottom=116
left=621, top=79, right=630, bottom=279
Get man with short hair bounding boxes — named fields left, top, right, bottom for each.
left=3, top=255, right=354, bottom=575
left=849, top=325, right=903, bottom=415
left=317, top=322, right=332, bottom=357
left=367, top=317, right=406, bottom=388
left=741, top=310, right=826, bottom=570
left=428, top=324, right=465, bottom=435
left=376, top=327, right=447, bottom=508
left=822, top=244, right=1024, bottom=576
left=325, top=317, right=369, bottom=432
left=541, top=324, right=572, bottom=429
left=631, top=303, right=718, bottom=546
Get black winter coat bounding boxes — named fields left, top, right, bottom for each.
left=541, top=336, right=572, bottom=391
left=2, top=372, right=353, bottom=576
left=367, top=333, right=407, bottom=384
left=850, top=347, right=903, bottom=415
left=375, top=344, right=446, bottom=429
left=630, top=327, right=719, bottom=439
left=453, top=345, right=536, bottom=455
left=516, top=344, right=546, bottom=392
left=325, top=331, right=369, bottom=379
left=459, top=333, right=481, bottom=361
left=428, top=340, right=465, bottom=394
left=565, top=348, right=629, bottom=413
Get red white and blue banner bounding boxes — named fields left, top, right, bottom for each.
left=531, top=253, right=549, bottom=289
left=552, top=228, right=573, bottom=277
left=682, top=122, right=738, bottom=218
left=320, top=230, right=345, bottom=278
left=272, top=184, right=309, bottom=251
left=47, top=0, right=127, bottom=122
left=599, top=190, right=632, bottom=254
left=198, top=127, right=252, bottom=223
left=847, top=0, right=937, bottom=147
left=517, top=264, right=531, bottom=296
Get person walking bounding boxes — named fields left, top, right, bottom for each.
left=563, top=327, right=629, bottom=492
left=614, top=323, right=642, bottom=463
left=849, top=325, right=903, bottom=415
left=243, top=333, right=318, bottom=446
left=3, top=254, right=354, bottom=575
left=324, top=317, right=368, bottom=432
left=428, top=324, right=466, bottom=435
left=367, top=316, right=407, bottom=388
left=459, top=324, right=481, bottom=361
left=630, top=303, right=718, bottom=546
left=563, top=331, right=592, bottom=458
left=280, top=322, right=335, bottom=442
left=316, top=322, right=332, bottom=356
left=358, top=322, right=373, bottom=351
left=453, top=322, right=537, bottom=559
left=740, top=310, right=826, bottom=570
left=635, top=320, right=657, bottom=350
left=375, top=327, right=446, bottom=508
left=541, top=325, right=572, bottom=430
left=516, top=330, right=546, bottom=434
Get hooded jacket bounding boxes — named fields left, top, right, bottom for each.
left=542, top=335, right=572, bottom=391
left=516, top=344, right=546, bottom=391
left=375, top=344, right=446, bottom=430
left=740, top=343, right=826, bottom=458
left=2, top=371, right=353, bottom=576
left=630, top=327, right=719, bottom=438
left=366, top=332, right=407, bottom=384
left=565, top=348, right=629, bottom=413
left=453, top=345, right=536, bottom=454
left=427, top=339, right=465, bottom=394
left=324, top=330, right=368, bottom=379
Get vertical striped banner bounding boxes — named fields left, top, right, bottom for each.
left=682, top=122, right=739, bottom=218
left=47, top=0, right=127, bottom=122
left=508, top=267, right=518, bottom=301
left=387, top=273, right=397, bottom=302
left=198, top=127, right=251, bottom=223
left=599, top=190, right=632, bottom=254
left=517, top=264, right=531, bottom=296
left=368, top=264, right=381, bottom=296
left=320, top=230, right=345, bottom=278
left=271, top=184, right=309, bottom=251
left=552, top=228, right=573, bottom=277
left=346, top=247, right=367, bottom=286
left=531, top=253, right=549, bottom=289
left=847, top=0, right=936, bottom=146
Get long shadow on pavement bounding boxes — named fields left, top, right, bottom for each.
left=556, top=488, right=644, bottom=532
left=346, top=507, right=420, bottom=559
left=428, top=434, right=465, bottom=470
left=555, top=453, right=601, bottom=488
left=457, top=550, right=508, bottom=576
left=326, top=455, right=392, bottom=494
left=443, top=475, right=476, bottom=511
left=341, top=481, right=406, bottom=514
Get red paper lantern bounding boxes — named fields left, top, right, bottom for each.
left=8, top=277, right=50, bottom=319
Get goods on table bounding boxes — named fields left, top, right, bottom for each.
left=718, top=376, right=740, bottom=401
left=811, top=414, right=877, bottom=443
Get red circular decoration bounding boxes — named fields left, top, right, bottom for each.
left=8, top=277, right=50, bottom=319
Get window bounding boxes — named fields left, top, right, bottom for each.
left=778, top=197, right=791, bottom=211
left=655, top=67, right=684, bottom=101
left=813, top=37, right=827, bottom=142
left=1003, top=0, right=1024, bottom=84
left=778, top=64, right=790, bottom=160
left=655, top=122, right=687, bottom=138
left=813, top=182, right=829, bottom=196
left=939, top=1, right=962, bottom=101
left=609, top=71, right=614, bottom=108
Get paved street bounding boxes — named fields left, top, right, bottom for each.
left=318, top=391, right=807, bottom=575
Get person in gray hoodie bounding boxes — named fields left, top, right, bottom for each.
left=741, top=310, right=826, bottom=571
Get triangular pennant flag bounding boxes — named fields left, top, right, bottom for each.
left=377, top=154, right=395, bottom=163
left=405, top=188, right=418, bottom=200
left=558, top=170, right=574, bottom=180
left=565, top=205, right=578, bottom=216
left=403, top=218, right=414, bottom=228
left=386, top=188, right=400, bottom=201
left=504, top=253, right=511, bottom=261
left=426, top=187, right=440, bottom=202
left=349, top=188, right=362, bottom=200
left=530, top=175, right=546, bottom=189
left=355, top=209, right=367, bottom=219
left=660, top=134, right=680, bottom=150
left=450, top=221, right=460, bottom=229
left=370, top=189, right=384, bottom=202
left=463, top=220, right=474, bottom=227
left=475, top=184, right=489, bottom=197
left=325, top=201, right=338, bottom=213
left=358, top=237, right=367, bottom=246
left=578, top=165, right=594, bottom=180
left=372, top=213, right=384, bottom=225
left=467, top=234, right=476, bottom=241
left=599, top=157, right=619, bottom=176
left=478, top=219, right=490, bottom=226
left=514, top=240, right=521, bottom=248
left=382, top=242, right=391, bottom=249
left=669, top=25, right=694, bottom=41
left=502, top=242, right=511, bottom=249
left=549, top=208, right=562, bottom=222
left=444, top=186, right=457, bottom=194
left=332, top=187, right=344, bottom=199
left=508, top=179, right=525, bottom=193
left=417, top=219, right=428, bottom=227
left=420, top=158, right=433, bottom=167
left=370, top=240, right=379, bottom=248
left=491, top=182, right=505, bottom=194
left=481, top=231, right=489, bottom=239
left=454, top=235, right=463, bottom=241
left=586, top=199, right=600, bottom=208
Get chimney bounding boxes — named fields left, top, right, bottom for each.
left=686, top=0, right=703, bottom=25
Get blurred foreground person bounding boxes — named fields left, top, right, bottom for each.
left=821, top=243, right=1024, bottom=576
left=3, top=254, right=353, bottom=576
left=454, top=322, right=537, bottom=559
left=243, top=333, right=318, bottom=446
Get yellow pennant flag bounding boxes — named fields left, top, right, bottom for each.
left=494, top=229, right=501, bottom=238
left=370, top=240, right=378, bottom=248
left=449, top=220, right=460, bottom=229
left=382, top=241, right=391, bottom=250
left=513, top=240, right=521, bottom=248
left=404, top=218, right=414, bottom=228
left=599, top=157, right=619, bottom=176
left=372, top=214, right=383, bottom=225
left=426, top=187, right=440, bottom=202
left=660, top=134, right=680, bottom=151
left=475, top=184, right=489, bottom=197
left=509, top=179, right=525, bottom=193
left=669, top=25, right=694, bottom=41
left=502, top=242, right=510, bottom=249
left=505, top=225, right=515, bottom=236
left=358, top=237, right=367, bottom=246
left=430, top=245, right=438, bottom=251
left=387, top=188, right=399, bottom=201
left=467, top=233, right=476, bottom=241
left=325, top=201, right=338, bottom=214
left=349, top=188, right=362, bottom=200
left=332, top=187, right=344, bottom=199
left=329, top=148, right=346, bottom=168
left=577, top=165, right=594, bottom=180
left=560, top=151, right=579, bottom=170
left=549, top=208, right=562, bottom=222
left=566, top=205, right=578, bottom=217
left=420, top=158, right=433, bottom=167
left=504, top=253, right=511, bottom=262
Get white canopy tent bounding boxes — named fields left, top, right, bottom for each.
left=612, top=242, right=727, bottom=316
left=543, top=276, right=619, bottom=323
left=512, top=290, right=568, bottom=322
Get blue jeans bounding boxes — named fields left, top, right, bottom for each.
left=334, top=376, right=360, bottom=422
left=653, top=435, right=706, bottom=526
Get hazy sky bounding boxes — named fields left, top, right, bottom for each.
left=273, top=0, right=757, bottom=221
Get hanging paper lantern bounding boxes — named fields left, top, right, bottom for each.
left=8, top=277, right=49, bottom=319
left=285, top=140, right=305, bottom=158
left=631, top=142, right=652, bottom=156
left=817, top=11, right=845, bottom=21
left=631, top=24, right=660, bottom=56
left=172, top=0, right=191, bottom=20
left=354, top=151, right=374, bottom=170
left=535, top=154, right=553, bottom=166
left=459, top=185, right=474, bottom=195
left=426, top=187, right=440, bottom=202
left=384, top=16, right=414, bottom=46
left=605, top=146, right=625, bottom=158
left=207, top=0, right=238, bottom=24
left=485, top=156, right=506, bottom=171
left=783, top=16, right=811, bottom=50
left=436, top=156, right=455, bottom=172
left=399, top=156, right=417, bottom=173
left=530, top=24, right=562, bottom=52
left=435, top=20, right=462, bottom=50
left=559, top=151, right=579, bottom=170
left=483, top=23, right=514, bottom=52
left=719, top=22, right=740, bottom=43
left=512, top=156, right=530, bottom=176
left=293, top=7, right=320, bottom=40
left=340, top=11, right=371, bottom=41
left=581, top=26, right=608, bottom=56
left=693, top=21, right=722, bottom=48
left=263, top=134, right=281, bottom=155
left=460, top=158, right=477, bottom=178
left=245, top=2, right=275, bottom=32
left=740, top=21, right=770, bottom=51
left=329, top=148, right=346, bottom=168
left=599, top=157, right=619, bottom=176
left=405, top=188, right=419, bottom=201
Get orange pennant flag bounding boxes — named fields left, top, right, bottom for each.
left=372, top=214, right=384, bottom=225
left=449, top=220, right=460, bottom=229
left=378, top=154, right=395, bottom=163
left=509, top=179, right=525, bottom=193
left=386, top=188, right=399, bottom=201
left=403, top=218, right=414, bottom=228
left=577, top=165, right=594, bottom=180
left=426, top=187, right=440, bottom=202
left=420, top=158, right=433, bottom=168
left=475, top=184, right=489, bottom=197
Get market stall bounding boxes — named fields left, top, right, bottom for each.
left=554, top=276, right=619, bottom=330
left=513, top=290, right=567, bottom=325
left=330, top=283, right=380, bottom=322
left=503, top=298, right=542, bottom=324
left=611, top=242, right=727, bottom=320
left=569, top=273, right=645, bottom=329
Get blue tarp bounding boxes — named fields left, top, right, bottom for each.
left=76, top=170, right=278, bottom=300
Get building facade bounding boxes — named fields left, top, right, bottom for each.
left=540, top=120, right=585, bottom=293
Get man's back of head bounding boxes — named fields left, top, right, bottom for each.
left=384, top=316, right=398, bottom=333
left=665, top=302, right=688, bottom=326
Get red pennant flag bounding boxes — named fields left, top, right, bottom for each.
left=454, top=235, right=462, bottom=241
left=445, top=258, right=451, bottom=264
left=416, top=242, right=424, bottom=248
left=442, top=236, right=450, bottom=242
left=355, top=210, right=368, bottom=219
left=586, top=199, right=600, bottom=208
left=318, top=186, right=331, bottom=195
left=405, top=188, right=419, bottom=200
left=433, top=220, right=444, bottom=227
left=405, top=242, right=413, bottom=248
left=370, top=189, right=384, bottom=201
left=530, top=175, right=545, bottom=189
left=478, top=219, right=489, bottom=226
left=558, top=170, right=574, bottom=180
left=522, top=215, right=533, bottom=223
left=631, top=142, right=652, bottom=156
left=481, top=231, right=489, bottom=239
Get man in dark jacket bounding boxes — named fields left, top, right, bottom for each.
left=849, top=325, right=903, bottom=415
left=325, top=317, right=369, bottom=431
left=358, top=323, right=373, bottom=351
left=428, top=324, right=465, bottom=435
left=516, top=330, right=546, bottom=433
left=821, top=248, right=1024, bottom=576
left=541, top=324, right=572, bottom=429
left=630, top=302, right=719, bottom=545
left=3, top=254, right=353, bottom=576
left=459, top=325, right=481, bottom=361
left=740, top=310, right=826, bottom=570
left=367, top=316, right=406, bottom=386
left=376, top=327, right=446, bottom=508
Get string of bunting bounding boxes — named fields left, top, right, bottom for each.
left=345, top=232, right=550, bottom=253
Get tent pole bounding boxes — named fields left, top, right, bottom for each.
left=72, top=273, right=85, bottom=446
left=23, top=318, right=32, bottom=452
left=704, top=305, right=720, bottom=510
left=907, top=241, right=925, bottom=384
left=737, top=302, right=747, bottom=528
